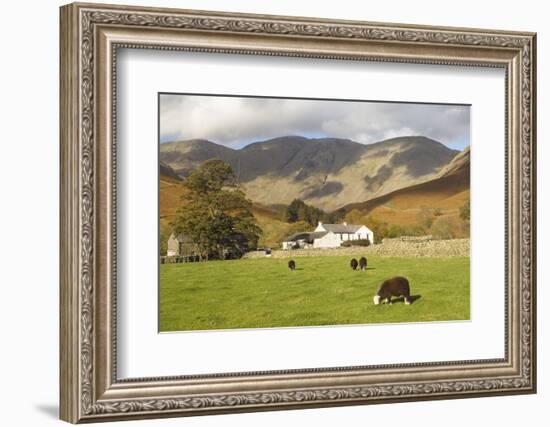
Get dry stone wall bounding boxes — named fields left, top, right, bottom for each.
left=244, top=238, right=470, bottom=259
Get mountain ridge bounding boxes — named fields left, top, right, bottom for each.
left=160, top=135, right=461, bottom=211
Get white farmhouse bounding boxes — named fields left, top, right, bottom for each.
left=313, top=222, right=374, bottom=248
left=281, top=222, right=374, bottom=250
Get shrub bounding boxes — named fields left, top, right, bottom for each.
left=341, top=238, right=371, bottom=247
left=430, top=216, right=457, bottom=239
left=366, top=215, right=389, bottom=243
left=159, top=222, right=172, bottom=256
left=407, top=224, right=428, bottom=236
left=387, top=224, right=405, bottom=238
left=460, top=200, right=470, bottom=222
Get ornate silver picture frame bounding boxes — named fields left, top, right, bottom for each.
left=60, top=2, right=536, bottom=423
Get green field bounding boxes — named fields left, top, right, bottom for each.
left=159, top=256, right=470, bottom=332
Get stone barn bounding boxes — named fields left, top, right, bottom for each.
left=167, top=233, right=199, bottom=256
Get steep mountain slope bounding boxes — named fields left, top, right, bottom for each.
left=343, top=146, right=469, bottom=212
left=160, top=135, right=459, bottom=211
left=160, top=139, right=239, bottom=177
left=340, top=147, right=470, bottom=236
left=159, top=160, right=182, bottom=181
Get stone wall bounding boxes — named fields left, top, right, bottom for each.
left=243, top=238, right=470, bottom=259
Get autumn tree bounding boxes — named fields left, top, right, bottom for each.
left=459, top=200, right=470, bottom=222
left=365, top=215, right=389, bottom=243
left=172, top=159, right=261, bottom=259
left=344, top=209, right=365, bottom=225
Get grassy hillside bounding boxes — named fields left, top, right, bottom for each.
left=343, top=187, right=470, bottom=239
left=159, top=173, right=187, bottom=222
left=159, top=255, right=470, bottom=331
left=341, top=147, right=470, bottom=239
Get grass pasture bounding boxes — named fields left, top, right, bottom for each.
left=159, top=255, right=469, bottom=332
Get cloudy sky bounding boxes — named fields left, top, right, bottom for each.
left=160, top=94, right=470, bottom=150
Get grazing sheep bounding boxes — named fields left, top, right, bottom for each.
left=350, top=258, right=358, bottom=270
left=288, top=260, right=296, bottom=271
left=359, top=257, right=367, bottom=271
left=373, top=276, right=412, bottom=305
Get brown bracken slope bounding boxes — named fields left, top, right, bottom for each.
left=340, top=147, right=470, bottom=234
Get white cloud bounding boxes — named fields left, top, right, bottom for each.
left=160, top=94, right=470, bottom=149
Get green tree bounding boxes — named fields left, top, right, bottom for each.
left=459, top=200, right=470, bottom=222
left=172, top=159, right=261, bottom=259
left=325, top=209, right=345, bottom=223
left=284, top=198, right=335, bottom=227
left=285, top=199, right=303, bottom=223
left=159, top=222, right=171, bottom=256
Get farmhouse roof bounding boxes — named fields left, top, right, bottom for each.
left=284, top=231, right=328, bottom=242
left=321, top=223, right=364, bottom=233
left=307, top=231, right=330, bottom=241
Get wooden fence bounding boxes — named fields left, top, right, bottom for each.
left=160, top=255, right=204, bottom=264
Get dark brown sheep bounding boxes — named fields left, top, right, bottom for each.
left=350, top=258, right=358, bottom=270
left=359, top=257, right=367, bottom=271
left=373, top=276, right=412, bottom=305
left=288, top=260, right=296, bottom=271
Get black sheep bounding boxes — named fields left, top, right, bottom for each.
left=288, top=260, right=296, bottom=271
left=373, top=276, right=412, bottom=305
left=359, top=257, right=367, bottom=271
left=350, top=258, right=358, bottom=270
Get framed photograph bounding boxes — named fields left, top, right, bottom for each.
left=60, top=2, right=537, bottom=423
